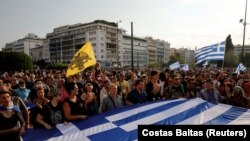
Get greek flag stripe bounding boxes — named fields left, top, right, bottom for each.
left=120, top=99, right=204, bottom=132
left=204, top=106, right=248, bottom=125
left=229, top=109, right=250, bottom=125
left=155, top=102, right=213, bottom=125
left=177, top=104, right=232, bottom=124
left=113, top=100, right=187, bottom=126
left=106, top=98, right=185, bottom=122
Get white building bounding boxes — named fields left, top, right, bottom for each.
left=121, top=35, right=148, bottom=68
left=30, top=46, right=43, bottom=61
left=2, top=33, right=44, bottom=56
left=234, top=44, right=250, bottom=56
left=42, top=39, right=50, bottom=63
left=46, top=20, right=122, bottom=67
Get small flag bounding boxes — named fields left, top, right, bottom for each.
left=66, top=41, right=96, bottom=77
left=235, top=63, right=247, bottom=74
left=169, top=61, right=180, bottom=70
left=181, top=64, right=189, bottom=71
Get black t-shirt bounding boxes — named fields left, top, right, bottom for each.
left=64, top=98, right=87, bottom=119
left=40, top=102, right=64, bottom=126
left=127, top=89, right=147, bottom=104
left=0, top=111, right=23, bottom=141
left=145, top=81, right=161, bottom=101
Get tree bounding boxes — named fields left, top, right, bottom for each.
left=224, top=35, right=235, bottom=67
left=0, top=52, right=33, bottom=72
left=47, top=63, right=68, bottom=70
left=166, top=53, right=184, bottom=66
left=244, top=53, right=250, bottom=67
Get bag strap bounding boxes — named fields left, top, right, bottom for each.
left=108, top=95, right=116, bottom=109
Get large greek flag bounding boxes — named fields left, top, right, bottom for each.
left=195, top=41, right=225, bottom=65
left=22, top=98, right=250, bottom=141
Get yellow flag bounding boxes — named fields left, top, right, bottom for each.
left=66, top=41, right=96, bottom=77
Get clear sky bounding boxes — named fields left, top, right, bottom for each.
left=0, top=0, right=248, bottom=51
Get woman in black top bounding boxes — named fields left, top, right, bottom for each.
left=36, top=89, right=65, bottom=129
left=0, top=90, right=25, bottom=141
left=63, top=82, right=87, bottom=121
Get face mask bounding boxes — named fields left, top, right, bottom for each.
left=20, top=86, right=26, bottom=89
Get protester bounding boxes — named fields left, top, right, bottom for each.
left=146, top=70, right=161, bottom=101
left=117, top=72, right=130, bottom=105
left=166, top=74, right=185, bottom=99
left=126, top=79, right=147, bottom=105
left=82, top=83, right=98, bottom=115
left=63, top=82, right=88, bottom=121
left=36, top=89, right=65, bottom=129
left=100, top=84, right=123, bottom=113
left=198, top=79, right=221, bottom=103
left=0, top=90, right=25, bottom=141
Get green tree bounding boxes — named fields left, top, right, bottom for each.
left=47, top=63, right=68, bottom=70
left=244, top=53, right=250, bottom=67
left=148, top=63, right=160, bottom=68
left=167, top=53, right=184, bottom=66
left=0, top=52, right=33, bottom=71
left=224, top=35, right=235, bottom=67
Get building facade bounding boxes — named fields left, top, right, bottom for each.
left=46, top=20, right=122, bottom=68
left=2, top=33, right=44, bottom=56
left=146, top=37, right=171, bottom=65
left=121, top=35, right=148, bottom=68
left=234, top=44, right=250, bottom=56
left=30, top=46, right=43, bottom=61
left=2, top=20, right=181, bottom=68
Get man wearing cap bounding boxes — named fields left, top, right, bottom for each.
left=198, top=79, right=221, bottom=104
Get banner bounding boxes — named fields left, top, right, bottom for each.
left=66, top=41, right=96, bottom=77
left=22, top=98, right=250, bottom=141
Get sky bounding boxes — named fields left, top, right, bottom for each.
left=0, top=0, right=249, bottom=51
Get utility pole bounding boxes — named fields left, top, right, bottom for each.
left=137, top=52, right=139, bottom=68
left=131, top=22, right=134, bottom=71
left=242, top=0, right=248, bottom=63
left=116, top=21, right=122, bottom=67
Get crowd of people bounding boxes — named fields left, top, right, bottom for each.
left=0, top=63, right=250, bottom=140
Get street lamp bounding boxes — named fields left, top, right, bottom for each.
left=239, top=0, right=248, bottom=63
left=116, top=20, right=122, bottom=67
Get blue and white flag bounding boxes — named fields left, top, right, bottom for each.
left=235, top=63, right=247, bottom=74
left=22, top=98, right=250, bottom=141
left=195, top=41, right=225, bottom=64
left=169, top=61, right=180, bottom=70
left=202, top=61, right=208, bottom=69
left=180, top=64, right=189, bottom=71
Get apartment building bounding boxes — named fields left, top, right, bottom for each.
left=2, top=33, right=44, bottom=56
left=121, top=35, right=148, bottom=68
left=46, top=20, right=123, bottom=68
